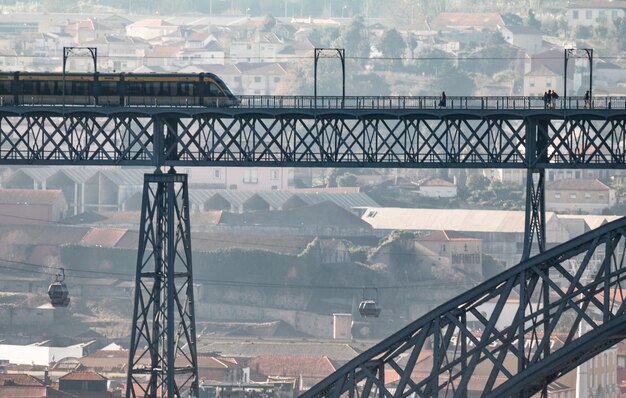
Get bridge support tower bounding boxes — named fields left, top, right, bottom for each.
left=522, top=118, right=549, bottom=260
left=126, top=169, right=199, bottom=398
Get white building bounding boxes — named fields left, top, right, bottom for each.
left=545, top=179, right=617, bottom=214
left=126, top=19, right=179, bottom=41
left=416, top=177, right=457, bottom=198
left=498, top=24, right=543, bottom=54
left=179, top=167, right=294, bottom=191
left=567, top=0, right=626, bottom=30
left=0, top=341, right=90, bottom=366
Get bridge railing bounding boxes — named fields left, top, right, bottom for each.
left=236, top=95, right=626, bottom=110
left=2, top=95, right=626, bottom=110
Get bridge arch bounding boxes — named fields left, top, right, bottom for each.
left=302, top=216, right=626, bottom=397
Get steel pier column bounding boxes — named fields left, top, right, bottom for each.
left=522, top=118, right=548, bottom=261
left=126, top=169, right=199, bottom=398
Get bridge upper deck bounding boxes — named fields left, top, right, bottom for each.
left=234, top=95, right=626, bottom=112
left=2, top=95, right=625, bottom=114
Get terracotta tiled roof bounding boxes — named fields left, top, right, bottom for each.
left=0, top=224, right=89, bottom=245
left=79, top=227, right=127, bottom=248
left=546, top=178, right=610, bottom=191
left=0, top=374, right=44, bottom=386
left=570, top=0, right=626, bottom=9
left=418, top=177, right=455, bottom=187
left=248, top=355, right=335, bottom=378
left=0, top=189, right=65, bottom=205
left=431, top=12, right=504, bottom=30
left=197, top=356, right=239, bottom=368
left=59, top=371, right=107, bottom=381
left=131, top=18, right=173, bottom=27
left=146, top=45, right=183, bottom=57
left=419, top=230, right=481, bottom=242
left=116, top=229, right=313, bottom=255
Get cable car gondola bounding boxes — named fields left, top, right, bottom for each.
left=358, top=287, right=381, bottom=318
left=48, top=267, right=70, bottom=307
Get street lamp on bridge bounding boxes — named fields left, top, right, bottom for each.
left=564, top=48, right=593, bottom=107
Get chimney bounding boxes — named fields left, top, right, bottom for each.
left=44, top=369, right=50, bottom=386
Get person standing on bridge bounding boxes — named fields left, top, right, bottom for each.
left=543, top=91, right=550, bottom=109
left=550, top=89, right=559, bottom=109
left=439, top=91, right=447, bottom=108
left=584, top=90, right=590, bottom=109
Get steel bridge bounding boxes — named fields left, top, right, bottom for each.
left=0, top=95, right=625, bottom=397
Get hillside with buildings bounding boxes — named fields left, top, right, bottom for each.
left=0, top=0, right=625, bottom=396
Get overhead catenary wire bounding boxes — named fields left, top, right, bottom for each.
left=1, top=54, right=621, bottom=62
left=0, top=257, right=464, bottom=291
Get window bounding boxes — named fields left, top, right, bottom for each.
left=585, top=193, right=591, bottom=198
left=243, top=169, right=258, bottom=183
left=213, top=169, right=221, bottom=178
left=546, top=80, right=552, bottom=87
left=555, top=193, right=561, bottom=199
left=274, top=77, right=281, bottom=83
left=572, top=10, right=579, bottom=19
left=270, top=169, right=279, bottom=180
left=586, top=10, right=592, bottom=19
left=254, top=76, right=262, bottom=83
left=529, top=77, right=535, bottom=87
left=569, top=193, right=577, bottom=199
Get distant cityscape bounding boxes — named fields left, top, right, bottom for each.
left=0, top=0, right=625, bottom=397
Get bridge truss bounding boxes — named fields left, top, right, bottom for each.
left=302, top=216, right=626, bottom=397
left=0, top=103, right=625, bottom=397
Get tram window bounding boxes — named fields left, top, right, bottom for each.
left=164, top=82, right=177, bottom=96
left=0, top=81, right=12, bottom=95
left=22, top=81, right=34, bottom=94
left=127, top=82, right=143, bottom=96
left=179, top=82, right=193, bottom=96
left=143, top=82, right=159, bottom=96
left=207, top=82, right=222, bottom=96
left=70, top=81, right=91, bottom=96
left=99, top=81, right=118, bottom=96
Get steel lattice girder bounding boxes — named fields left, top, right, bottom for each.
left=301, top=216, right=626, bottom=398
left=0, top=109, right=624, bottom=168
left=126, top=171, right=199, bottom=398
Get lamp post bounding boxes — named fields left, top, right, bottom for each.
left=62, top=47, right=97, bottom=107
left=564, top=47, right=593, bottom=108
left=314, top=48, right=346, bottom=109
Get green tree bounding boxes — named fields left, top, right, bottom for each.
left=594, top=25, right=609, bottom=39
left=489, top=31, right=506, bottom=46
left=527, top=9, right=541, bottom=30
left=313, top=26, right=341, bottom=47
left=348, top=73, right=390, bottom=96
left=414, top=47, right=454, bottom=76
left=482, top=254, right=506, bottom=279
left=429, top=67, right=475, bottom=96
left=338, top=16, right=370, bottom=60
left=337, top=173, right=358, bottom=187
left=574, top=25, right=593, bottom=40
left=613, top=17, right=626, bottom=51
left=259, top=14, right=277, bottom=31
left=467, top=174, right=490, bottom=192
left=379, top=28, right=406, bottom=70
left=502, top=12, right=523, bottom=25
